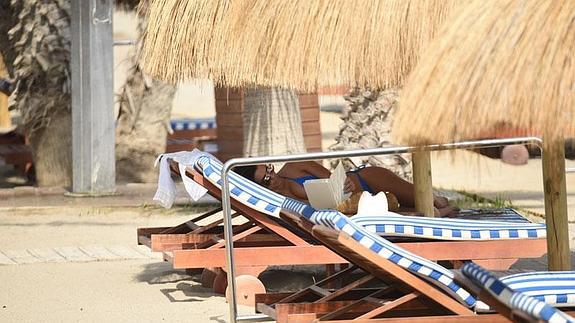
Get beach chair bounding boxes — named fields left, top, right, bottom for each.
left=166, top=117, right=217, bottom=153
left=256, top=199, right=573, bottom=322
left=137, top=154, right=546, bottom=300
left=460, top=262, right=575, bottom=323
left=138, top=155, right=345, bottom=302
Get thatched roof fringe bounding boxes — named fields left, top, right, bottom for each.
left=140, top=0, right=463, bottom=91
left=393, top=0, right=575, bottom=144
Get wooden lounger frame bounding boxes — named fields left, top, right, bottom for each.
left=257, top=213, right=573, bottom=322
left=138, top=164, right=546, bottom=271
left=137, top=164, right=345, bottom=275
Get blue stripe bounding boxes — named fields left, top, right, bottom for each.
left=463, top=262, right=575, bottom=322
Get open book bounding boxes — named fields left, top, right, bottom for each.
left=303, top=163, right=351, bottom=209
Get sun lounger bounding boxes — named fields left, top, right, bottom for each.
left=461, top=262, right=575, bottom=323
left=257, top=200, right=573, bottom=322
left=138, top=153, right=547, bottom=304
left=166, top=118, right=217, bottom=153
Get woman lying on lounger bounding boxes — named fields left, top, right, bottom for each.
left=235, top=161, right=456, bottom=216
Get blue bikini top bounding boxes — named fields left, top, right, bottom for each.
left=289, top=175, right=318, bottom=185
left=289, top=167, right=374, bottom=194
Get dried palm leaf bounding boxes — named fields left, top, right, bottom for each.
left=393, top=0, right=575, bottom=145
left=140, top=0, right=463, bottom=91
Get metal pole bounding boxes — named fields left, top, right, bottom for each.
left=70, top=0, right=116, bottom=195
left=221, top=137, right=543, bottom=322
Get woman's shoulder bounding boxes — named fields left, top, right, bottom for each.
left=277, top=162, right=310, bottom=177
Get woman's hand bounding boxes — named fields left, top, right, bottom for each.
left=344, top=177, right=357, bottom=193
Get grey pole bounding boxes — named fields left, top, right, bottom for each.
left=221, top=137, right=543, bottom=322
left=70, top=0, right=116, bottom=195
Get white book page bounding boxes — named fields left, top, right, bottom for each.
left=330, top=163, right=349, bottom=205
left=303, top=162, right=350, bottom=209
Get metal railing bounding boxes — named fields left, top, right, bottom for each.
left=219, top=137, right=544, bottom=322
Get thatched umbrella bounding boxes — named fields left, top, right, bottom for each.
left=393, top=0, right=574, bottom=270
left=141, top=0, right=463, bottom=91
left=141, top=0, right=468, bottom=219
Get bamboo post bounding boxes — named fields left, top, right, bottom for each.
left=412, top=150, right=435, bottom=217
left=541, top=136, right=571, bottom=270
left=0, top=55, right=10, bottom=129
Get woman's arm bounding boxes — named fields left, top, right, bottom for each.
left=297, top=161, right=332, bottom=178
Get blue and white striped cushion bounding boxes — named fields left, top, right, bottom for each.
left=455, top=208, right=531, bottom=223
left=462, top=262, right=575, bottom=323
left=281, top=198, right=477, bottom=308
left=500, top=272, right=575, bottom=307
left=195, top=156, right=286, bottom=216
left=352, top=214, right=546, bottom=240
left=171, top=118, right=216, bottom=131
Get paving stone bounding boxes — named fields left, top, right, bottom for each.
left=133, top=245, right=161, bottom=258
left=2, top=249, right=40, bottom=264
left=12, top=186, right=37, bottom=196
left=106, top=246, right=148, bottom=259
left=0, top=251, right=16, bottom=265
left=27, top=248, right=66, bottom=263
left=78, top=245, right=122, bottom=261
left=53, top=246, right=95, bottom=262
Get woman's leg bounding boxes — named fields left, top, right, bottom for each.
left=358, top=167, right=417, bottom=207
left=359, top=167, right=458, bottom=215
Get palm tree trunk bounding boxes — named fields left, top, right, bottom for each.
left=0, top=2, right=17, bottom=77
left=330, top=87, right=412, bottom=180
left=115, top=9, right=177, bottom=183
left=9, top=0, right=72, bottom=187
left=243, top=87, right=306, bottom=156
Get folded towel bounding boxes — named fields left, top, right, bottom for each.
left=153, top=149, right=213, bottom=208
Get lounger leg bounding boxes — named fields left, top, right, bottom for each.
left=201, top=267, right=223, bottom=288
left=213, top=265, right=268, bottom=296
left=226, top=275, right=266, bottom=307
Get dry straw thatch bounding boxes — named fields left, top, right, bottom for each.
left=141, top=0, right=462, bottom=91
left=393, top=0, right=575, bottom=145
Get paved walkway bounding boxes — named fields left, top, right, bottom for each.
left=0, top=245, right=160, bottom=265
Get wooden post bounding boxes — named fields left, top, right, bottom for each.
left=542, top=137, right=571, bottom=270
left=0, top=55, right=10, bottom=129
left=412, top=151, right=435, bottom=217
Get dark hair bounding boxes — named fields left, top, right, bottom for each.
left=234, top=165, right=258, bottom=182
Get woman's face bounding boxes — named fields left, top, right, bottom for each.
left=253, top=164, right=279, bottom=189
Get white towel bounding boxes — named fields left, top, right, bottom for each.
left=153, top=149, right=212, bottom=208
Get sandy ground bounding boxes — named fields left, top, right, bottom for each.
left=0, top=260, right=256, bottom=322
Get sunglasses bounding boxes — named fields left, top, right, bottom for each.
left=262, top=164, right=274, bottom=186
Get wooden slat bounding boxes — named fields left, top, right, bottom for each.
left=214, top=87, right=244, bottom=100
left=317, top=314, right=512, bottom=323
left=317, top=275, right=376, bottom=303
left=356, top=292, right=420, bottom=319
left=301, top=120, right=322, bottom=136
left=275, top=301, right=366, bottom=323
left=297, top=93, right=319, bottom=108
left=168, top=128, right=216, bottom=139
left=171, top=245, right=346, bottom=268
left=299, top=107, right=320, bottom=121
left=217, top=127, right=244, bottom=139
left=316, top=287, right=397, bottom=321
left=313, top=226, right=474, bottom=316
left=214, top=112, right=243, bottom=126
left=279, top=211, right=547, bottom=266
left=272, top=266, right=360, bottom=305
left=157, top=206, right=223, bottom=235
